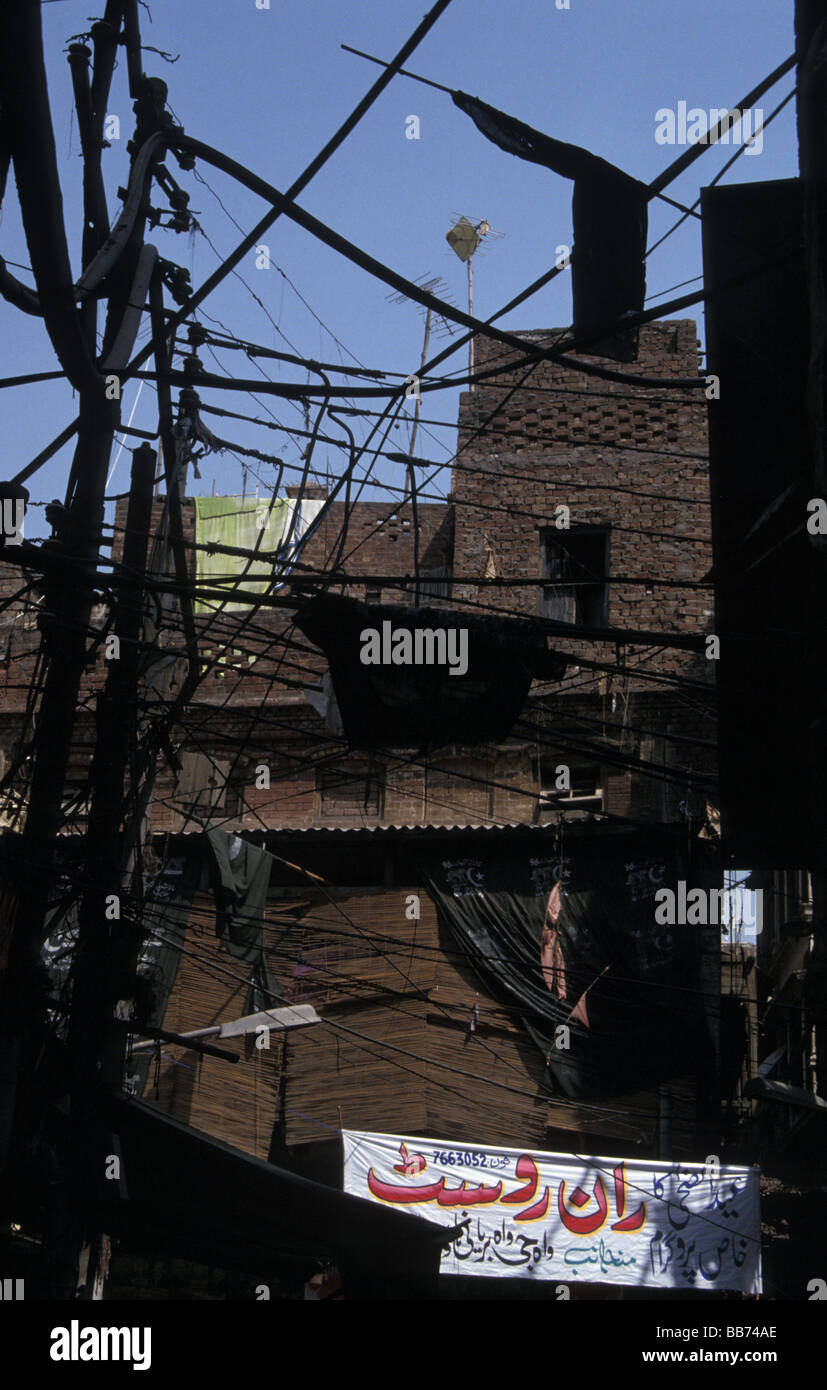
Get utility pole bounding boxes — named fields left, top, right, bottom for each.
left=67, top=443, right=155, bottom=1298
left=69, top=444, right=156, bottom=1089
left=0, top=0, right=162, bottom=1298
left=0, top=5, right=123, bottom=1160
left=63, top=45, right=181, bottom=1299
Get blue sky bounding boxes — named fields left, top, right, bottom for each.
left=1, top=0, right=799, bottom=533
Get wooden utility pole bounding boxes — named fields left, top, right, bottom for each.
left=0, top=2, right=121, bottom=973
left=67, top=443, right=155, bottom=1298
left=0, top=1, right=159, bottom=1297
left=69, top=444, right=156, bottom=1091
left=62, top=39, right=177, bottom=1297
left=0, top=10, right=123, bottom=1180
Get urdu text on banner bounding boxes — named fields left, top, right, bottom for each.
left=342, top=1130, right=761, bottom=1291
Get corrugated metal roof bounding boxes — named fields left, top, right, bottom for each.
left=150, top=818, right=601, bottom=841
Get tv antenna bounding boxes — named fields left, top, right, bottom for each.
left=445, top=216, right=503, bottom=388
left=387, top=274, right=458, bottom=456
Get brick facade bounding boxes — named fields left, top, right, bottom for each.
left=449, top=319, right=716, bottom=827
left=0, top=319, right=716, bottom=835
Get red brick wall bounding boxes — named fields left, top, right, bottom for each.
left=452, top=320, right=713, bottom=689
left=0, top=324, right=717, bottom=834
left=445, top=319, right=716, bottom=825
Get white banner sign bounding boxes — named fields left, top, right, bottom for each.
left=342, top=1131, right=761, bottom=1292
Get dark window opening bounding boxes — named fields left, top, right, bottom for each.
left=536, top=760, right=604, bottom=812
left=419, top=565, right=451, bottom=602
left=540, top=528, right=609, bottom=627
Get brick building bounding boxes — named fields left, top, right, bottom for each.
left=139, top=318, right=716, bottom=838
left=0, top=319, right=716, bottom=837
left=0, top=320, right=729, bottom=1231
left=450, top=318, right=715, bottom=829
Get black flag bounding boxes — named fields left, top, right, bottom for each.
left=453, top=91, right=647, bottom=362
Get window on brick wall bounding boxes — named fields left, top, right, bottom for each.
left=536, top=759, right=604, bottom=812
left=316, top=763, right=384, bottom=818
left=364, top=585, right=382, bottom=605
left=540, top=528, right=609, bottom=627
left=419, top=564, right=451, bottom=602
left=175, top=751, right=229, bottom=812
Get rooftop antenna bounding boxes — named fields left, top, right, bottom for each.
left=385, top=274, right=459, bottom=339
left=387, top=273, right=461, bottom=608
left=387, top=274, right=458, bottom=456
left=445, top=217, right=502, bottom=388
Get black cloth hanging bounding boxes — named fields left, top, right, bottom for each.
left=453, top=91, right=648, bottom=362
left=206, top=829, right=275, bottom=1014
left=425, top=827, right=717, bottom=1098
left=294, top=593, right=568, bottom=752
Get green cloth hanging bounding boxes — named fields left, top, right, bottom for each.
left=194, top=495, right=290, bottom=613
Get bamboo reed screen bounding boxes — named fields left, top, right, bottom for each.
left=146, top=882, right=701, bottom=1160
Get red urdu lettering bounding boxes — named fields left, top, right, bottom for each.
left=611, top=1206, right=647, bottom=1231
left=558, top=1176, right=609, bottom=1234
left=393, top=1142, right=427, bottom=1175
left=610, top=1163, right=647, bottom=1231
left=367, top=1169, right=444, bottom=1204
left=513, top=1187, right=552, bottom=1222
left=501, top=1154, right=540, bottom=1205
left=436, top=1180, right=503, bottom=1207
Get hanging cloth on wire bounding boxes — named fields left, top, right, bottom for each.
left=206, top=829, right=275, bottom=1014
left=425, top=826, right=716, bottom=1099
left=452, top=91, right=648, bottom=362
left=294, top=593, right=568, bottom=752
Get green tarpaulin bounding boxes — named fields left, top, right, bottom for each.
left=194, top=495, right=290, bottom=613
